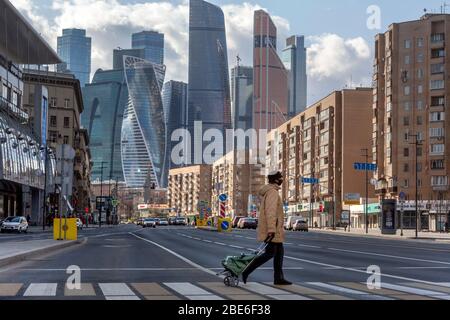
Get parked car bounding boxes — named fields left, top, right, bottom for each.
left=0, top=218, right=4, bottom=228
left=143, top=218, right=157, bottom=228
left=1, top=216, right=28, bottom=233
left=76, top=218, right=83, bottom=230
left=159, top=219, right=169, bottom=226
left=285, top=216, right=305, bottom=230
left=292, top=219, right=309, bottom=232
left=175, top=218, right=187, bottom=226
left=232, top=216, right=246, bottom=228
left=238, top=218, right=258, bottom=229
left=154, top=218, right=161, bottom=226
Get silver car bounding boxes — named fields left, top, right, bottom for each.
left=1, top=216, right=28, bottom=233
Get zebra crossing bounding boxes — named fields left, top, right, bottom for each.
left=1, top=281, right=450, bottom=300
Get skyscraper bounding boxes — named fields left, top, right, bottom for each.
left=231, top=65, right=253, bottom=132
left=162, top=80, right=188, bottom=170
left=57, top=29, right=92, bottom=87
left=121, top=56, right=168, bottom=188
left=132, top=31, right=164, bottom=65
left=188, top=0, right=231, bottom=163
left=283, top=35, right=307, bottom=117
left=253, top=10, right=288, bottom=132
left=113, top=48, right=145, bottom=70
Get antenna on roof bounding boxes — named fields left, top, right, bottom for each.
left=236, top=54, right=242, bottom=67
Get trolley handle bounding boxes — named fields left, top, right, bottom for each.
left=264, top=234, right=275, bottom=244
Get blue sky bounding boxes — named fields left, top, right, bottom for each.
left=15, top=0, right=448, bottom=103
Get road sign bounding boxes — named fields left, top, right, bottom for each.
left=301, top=177, right=319, bottom=184
left=219, top=194, right=228, bottom=202
left=353, top=163, right=378, bottom=172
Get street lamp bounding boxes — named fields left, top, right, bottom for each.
left=409, top=133, right=423, bottom=239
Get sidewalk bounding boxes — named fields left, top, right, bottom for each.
left=310, top=227, right=450, bottom=242
left=0, top=238, right=84, bottom=267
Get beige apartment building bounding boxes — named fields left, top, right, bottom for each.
left=266, top=88, right=375, bottom=229
left=211, top=150, right=265, bottom=218
left=22, top=70, right=92, bottom=215
left=168, top=165, right=212, bottom=218
left=373, top=14, right=450, bottom=231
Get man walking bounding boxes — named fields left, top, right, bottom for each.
left=242, top=170, right=292, bottom=286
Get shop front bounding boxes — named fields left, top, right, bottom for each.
left=350, top=203, right=381, bottom=229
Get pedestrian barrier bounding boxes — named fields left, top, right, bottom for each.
left=53, top=218, right=77, bottom=241
left=218, top=218, right=232, bottom=233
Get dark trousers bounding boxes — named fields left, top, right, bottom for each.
left=244, top=243, right=285, bottom=281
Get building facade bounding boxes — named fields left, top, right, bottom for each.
left=132, top=31, right=164, bottom=65
left=0, top=0, right=60, bottom=223
left=373, top=14, right=450, bottom=231
left=253, top=10, right=289, bottom=132
left=282, top=35, right=308, bottom=117
left=121, top=56, right=168, bottom=189
left=231, top=66, right=253, bottom=132
left=188, top=0, right=231, bottom=163
left=266, top=88, right=375, bottom=229
left=211, top=150, right=265, bottom=218
left=168, top=165, right=212, bottom=218
left=57, top=29, right=92, bottom=87
left=22, top=70, right=92, bottom=215
left=162, top=80, right=188, bottom=170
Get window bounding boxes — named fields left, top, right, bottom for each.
left=64, top=99, right=70, bottom=108
left=431, top=112, right=445, bottom=122
left=431, top=33, right=445, bottom=43
left=431, top=160, right=445, bottom=170
left=404, top=86, right=411, bottom=96
left=430, top=127, right=444, bottom=137
left=431, top=144, right=445, bottom=154
left=405, top=39, right=411, bottom=49
left=63, top=136, right=69, bottom=144
left=404, top=163, right=409, bottom=172
left=404, top=179, right=409, bottom=188
left=417, top=147, right=423, bottom=157
left=431, top=176, right=448, bottom=187
left=64, top=117, right=70, bottom=128
left=417, top=116, right=423, bottom=125
left=417, top=163, right=423, bottom=172
left=403, top=117, right=410, bottom=126
left=50, top=116, right=57, bottom=127
left=404, top=148, right=410, bottom=157
left=431, top=63, right=445, bottom=74
left=431, top=96, right=445, bottom=106
left=417, top=68, right=424, bottom=79
left=417, top=100, right=423, bottom=110
left=50, top=97, right=57, bottom=108
left=404, top=101, right=411, bottom=111
left=431, top=80, right=445, bottom=90
left=49, top=131, right=58, bottom=143
left=405, top=55, right=410, bottom=65
left=417, top=38, right=424, bottom=47
left=417, top=132, right=424, bottom=141
left=418, top=85, right=423, bottom=94
left=417, top=53, right=424, bottom=63
left=431, top=49, right=445, bottom=58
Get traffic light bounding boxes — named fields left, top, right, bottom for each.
left=84, top=207, right=89, bottom=214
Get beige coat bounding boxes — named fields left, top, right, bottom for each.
left=257, top=184, right=285, bottom=243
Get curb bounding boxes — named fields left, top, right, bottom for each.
left=0, top=238, right=85, bottom=268
left=309, top=229, right=450, bottom=242
left=196, top=227, right=219, bottom=232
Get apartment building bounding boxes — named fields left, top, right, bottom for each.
left=168, top=165, right=212, bottom=217
left=211, top=150, right=265, bottom=217
left=267, top=88, right=375, bottom=229
left=373, top=14, right=450, bottom=231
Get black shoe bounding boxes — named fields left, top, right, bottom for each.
left=242, top=272, right=249, bottom=284
left=274, top=279, right=292, bottom=286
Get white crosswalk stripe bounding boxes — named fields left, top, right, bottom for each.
left=379, top=283, right=450, bottom=300
left=99, top=283, right=140, bottom=300
left=23, top=283, right=57, bottom=297
left=244, top=283, right=311, bottom=300
left=307, top=282, right=393, bottom=300
left=164, top=282, right=224, bottom=300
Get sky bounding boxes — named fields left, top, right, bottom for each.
left=10, top=0, right=448, bottom=104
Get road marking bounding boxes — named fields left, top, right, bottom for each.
left=298, top=244, right=321, bottom=249
left=130, top=233, right=217, bottom=276
left=242, top=283, right=309, bottom=300
left=164, top=282, right=224, bottom=300
left=99, top=283, right=137, bottom=297
left=379, top=283, right=450, bottom=300
left=245, top=237, right=255, bottom=240
left=214, top=242, right=227, bottom=246
left=106, top=296, right=140, bottom=300
left=19, top=268, right=204, bottom=272
left=203, top=240, right=213, bottom=243
left=328, top=247, right=450, bottom=266
left=192, top=237, right=201, bottom=241
left=284, top=255, right=450, bottom=287
left=65, top=284, right=96, bottom=296
left=24, top=283, right=57, bottom=296
left=229, top=245, right=244, bottom=249
left=307, top=283, right=393, bottom=300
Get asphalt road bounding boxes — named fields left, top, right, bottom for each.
left=1, top=225, right=450, bottom=300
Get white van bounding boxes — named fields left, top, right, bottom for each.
left=285, top=216, right=302, bottom=230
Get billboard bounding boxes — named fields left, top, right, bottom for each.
left=381, top=199, right=397, bottom=235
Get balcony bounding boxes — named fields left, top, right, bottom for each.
left=0, top=97, right=30, bottom=123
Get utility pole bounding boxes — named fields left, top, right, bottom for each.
left=361, top=148, right=369, bottom=234
left=42, top=141, right=49, bottom=231
left=409, top=134, right=422, bottom=239
left=98, top=161, right=108, bottom=228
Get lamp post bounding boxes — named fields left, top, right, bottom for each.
left=95, top=162, right=108, bottom=228
left=361, top=148, right=369, bottom=234
left=409, top=134, right=422, bottom=239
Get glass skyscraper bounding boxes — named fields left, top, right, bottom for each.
left=81, top=69, right=128, bottom=182
left=57, top=29, right=92, bottom=87
left=132, top=31, right=164, bottom=65
left=231, top=66, right=253, bottom=132
left=282, top=35, right=307, bottom=117
left=162, top=80, right=188, bottom=170
left=188, top=0, right=231, bottom=164
left=121, top=56, right=168, bottom=188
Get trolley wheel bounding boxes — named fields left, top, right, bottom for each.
left=231, top=277, right=240, bottom=287
left=224, top=276, right=232, bottom=287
